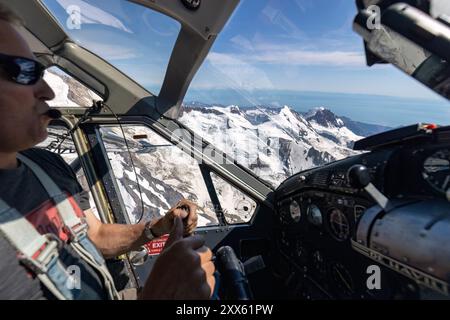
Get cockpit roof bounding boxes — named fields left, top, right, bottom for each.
left=42, top=0, right=182, bottom=96
left=4, top=0, right=239, bottom=118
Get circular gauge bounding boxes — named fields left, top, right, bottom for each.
left=330, top=262, right=354, bottom=298
left=289, top=200, right=302, bottom=222
left=328, top=208, right=350, bottom=241
left=307, top=204, right=323, bottom=226
left=422, top=149, right=450, bottom=193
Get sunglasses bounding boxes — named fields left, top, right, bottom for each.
left=0, top=53, right=46, bottom=85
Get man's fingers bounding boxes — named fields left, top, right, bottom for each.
left=184, top=218, right=197, bottom=233
left=187, top=210, right=198, bottom=224
left=196, top=246, right=213, bottom=265
left=165, top=216, right=183, bottom=249
left=187, top=203, right=198, bottom=218
left=204, top=265, right=216, bottom=298
left=173, top=208, right=189, bottom=219
left=202, top=260, right=215, bottom=276
left=177, top=199, right=198, bottom=214
left=172, top=199, right=198, bottom=235
left=182, top=200, right=198, bottom=230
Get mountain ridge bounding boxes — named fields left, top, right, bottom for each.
left=43, top=71, right=394, bottom=225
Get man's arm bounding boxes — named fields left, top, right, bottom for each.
left=84, top=209, right=150, bottom=259
left=84, top=199, right=198, bottom=259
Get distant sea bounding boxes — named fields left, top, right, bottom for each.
left=184, top=90, right=450, bottom=128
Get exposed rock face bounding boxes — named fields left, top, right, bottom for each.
left=179, top=104, right=367, bottom=186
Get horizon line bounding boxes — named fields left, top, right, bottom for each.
left=184, top=88, right=446, bottom=103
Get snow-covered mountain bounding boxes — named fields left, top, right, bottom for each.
left=100, top=126, right=222, bottom=226
left=44, top=68, right=101, bottom=107
left=179, top=104, right=365, bottom=187
left=43, top=71, right=390, bottom=226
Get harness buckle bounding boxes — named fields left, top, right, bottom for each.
left=20, top=234, right=61, bottom=274
left=61, top=219, right=88, bottom=243
left=67, top=221, right=88, bottom=242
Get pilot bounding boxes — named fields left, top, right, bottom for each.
left=0, top=3, right=215, bottom=300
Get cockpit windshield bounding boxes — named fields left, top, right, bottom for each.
left=41, top=0, right=449, bottom=189
left=178, top=0, right=450, bottom=187
left=42, top=0, right=181, bottom=95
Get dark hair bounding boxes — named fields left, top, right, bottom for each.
left=0, top=3, right=24, bottom=26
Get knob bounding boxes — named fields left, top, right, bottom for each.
left=347, top=164, right=389, bottom=210
left=348, top=165, right=371, bottom=189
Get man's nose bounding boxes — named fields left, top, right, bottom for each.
left=34, top=78, right=55, bottom=101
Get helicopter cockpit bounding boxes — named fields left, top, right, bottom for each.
left=4, top=0, right=449, bottom=300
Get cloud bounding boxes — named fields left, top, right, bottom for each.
left=192, top=53, right=274, bottom=90
left=230, top=35, right=255, bottom=52
left=223, top=34, right=366, bottom=67
left=76, top=39, right=139, bottom=60
left=192, top=44, right=366, bottom=91
left=254, top=49, right=365, bottom=66
left=209, top=44, right=366, bottom=67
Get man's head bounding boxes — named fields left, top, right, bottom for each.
left=0, top=3, right=55, bottom=153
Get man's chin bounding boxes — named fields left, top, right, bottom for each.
left=38, top=130, right=49, bottom=143
left=34, top=128, right=49, bottom=146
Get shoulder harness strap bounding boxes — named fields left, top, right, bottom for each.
left=0, top=154, right=120, bottom=300
left=0, top=199, right=73, bottom=300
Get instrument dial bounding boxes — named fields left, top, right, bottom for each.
left=328, top=208, right=350, bottom=241
left=422, top=149, right=450, bottom=193
left=307, top=204, right=323, bottom=226
left=289, top=200, right=301, bottom=223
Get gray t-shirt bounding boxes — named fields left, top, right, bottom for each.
left=0, top=148, right=107, bottom=300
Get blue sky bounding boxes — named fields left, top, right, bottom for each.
left=44, top=0, right=448, bottom=105
left=190, top=0, right=445, bottom=101
left=43, top=0, right=181, bottom=94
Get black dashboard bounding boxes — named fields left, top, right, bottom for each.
left=272, top=124, right=450, bottom=299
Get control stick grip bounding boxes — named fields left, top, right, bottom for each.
left=216, top=246, right=253, bottom=300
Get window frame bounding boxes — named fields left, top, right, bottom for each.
left=91, top=119, right=263, bottom=228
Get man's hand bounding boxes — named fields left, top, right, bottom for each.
left=151, top=199, right=198, bottom=237
left=84, top=199, right=199, bottom=258
left=140, top=216, right=216, bottom=300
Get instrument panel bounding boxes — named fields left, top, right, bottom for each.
left=276, top=190, right=377, bottom=299
left=273, top=143, right=450, bottom=299
left=278, top=191, right=371, bottom=240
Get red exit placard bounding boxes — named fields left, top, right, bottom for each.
left=144, top=234, right=169, bottom=256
